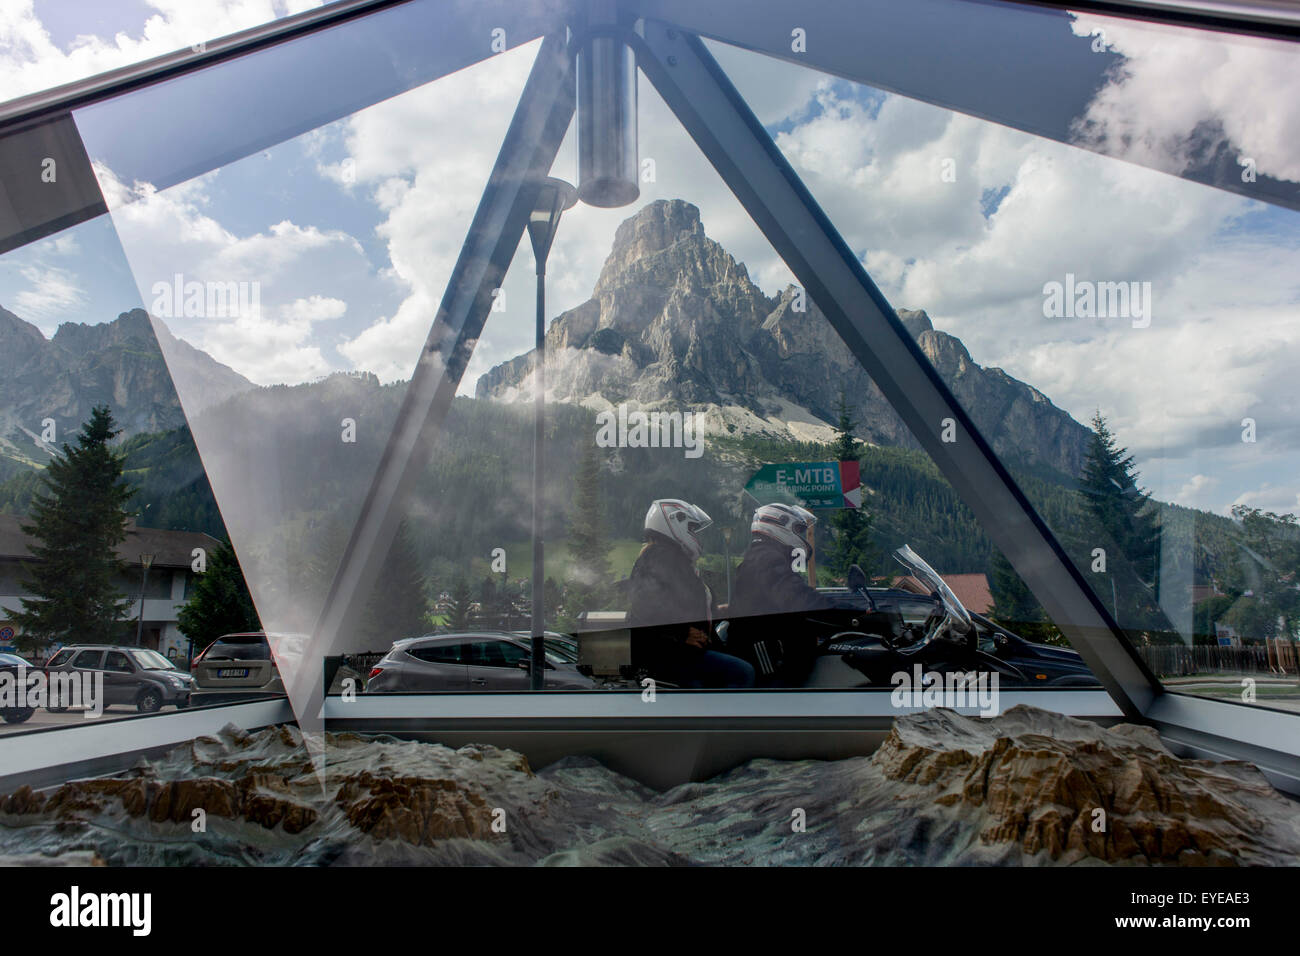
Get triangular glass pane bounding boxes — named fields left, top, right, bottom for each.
left=713, top=38, right=1300, bottom=709
left=73, top=38, right=544, bottom=715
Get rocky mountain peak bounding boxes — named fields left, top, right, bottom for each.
left=477, top=200, right=1091, bottom=476
left=609, top=198, right=704, bottom=258
left=593, top=199, right=753, bottom=305
left=51, top=307, right=155, bottom=354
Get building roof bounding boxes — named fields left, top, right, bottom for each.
left=0, top=513, right=220, bottom=568
left=891, top=572, right=995, bottom=615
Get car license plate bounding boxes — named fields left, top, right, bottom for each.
left=217, top=668, right=249, bottom=679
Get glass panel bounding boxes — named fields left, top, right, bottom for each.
left=439, top=71, right=1097, bottom=698
left=67, top=31, right=544, bottom=710
left=711, top=11, right=1300, bottom=711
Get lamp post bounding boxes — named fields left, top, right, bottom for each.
left=134, top=552, right=155, bottom=647
left=722, top=526, right=733, bottom=606
left=526, top=177, right=577, bottom=690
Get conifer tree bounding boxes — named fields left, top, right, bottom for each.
left=1079, top=412, right=1162, bottom=627
left=13, top=406, right=134, bottom=652
left=177, top=538, right=261, bottom=656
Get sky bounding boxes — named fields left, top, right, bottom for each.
left=1, top=0, right=1298, bottom=520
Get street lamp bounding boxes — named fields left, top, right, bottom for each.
left=722, top=526, right=733, bottom=606
left=526, top=176, right=577, bottom=690
left=134, top=552, right=155, bottom=647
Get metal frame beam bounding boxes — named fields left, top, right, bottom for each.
left=293, top=31, right=578, bottom=728
left=636, top=0, right=1300, bottom=212
left=0, top=0, right=570, bottom=253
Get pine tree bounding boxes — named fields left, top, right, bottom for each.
left=567, top=439, right=611, bottom=588
left=358, top=520, right=429, bottom=646
left=12, top=406, right=135, bottom=653
left=824, top=391, right=879, bottom=578
left=1078, top=411, right=1162, bottom=628
left=565, top=439, right=612, bottom=621
left=445, top=578, right=474, bottom=630
left=177, top=539, right=261, bottom=657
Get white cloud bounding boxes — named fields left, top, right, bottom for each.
left=94, top=163, right=372, bottom=386
left=330, top=43, right=543, bottom=381
left=1231, top=483, right=1300, bottom=516
left=12, top=264, right=85, bottom=320
left=1068, top=11, right=1300, bottom=183
left=0, top=1, right=323, bottom=102
left=1174, top=473, right=1218, bottom=509
left=746, top=71, right=1300, bottom=467
left=283, top=294, right=345, bottom=323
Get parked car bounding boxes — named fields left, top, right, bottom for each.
left=190, top=632, right=286, bottom=704
left=0, top=651, right=39, bottom=723
left=42, top=645, right=194, bottom=713
left=365, top=631, right=596, bottom=692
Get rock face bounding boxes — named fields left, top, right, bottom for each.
left=476, top=199, right=1091, bottom=475
left=872, top=706, right=1288, bottom=865
left=2, top=708, right=1296, bottom=866
left=0, top=305, right=251, bottom=468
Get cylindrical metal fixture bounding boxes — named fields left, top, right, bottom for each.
left=576, top=34, right=639, bottom=208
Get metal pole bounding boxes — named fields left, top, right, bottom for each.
left=298, top=35, right=575, bottom=724
left=531, top=268, right=546, bottom=690
left=722, top=527, right=732, bottom=606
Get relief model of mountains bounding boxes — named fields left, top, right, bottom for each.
left=0, top=304, right=251, bottom=472
left=478, top=199, right=1089, bottom=477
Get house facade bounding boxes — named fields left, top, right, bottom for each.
left=0, top=514, right=221, bottom=660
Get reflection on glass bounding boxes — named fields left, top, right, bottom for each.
left=430, top=186, right=1099, bottom=696
left=0, top=0, right=1292, bottom=723
left=717, top=14, right=1300, bottom=709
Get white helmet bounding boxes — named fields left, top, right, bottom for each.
left=645, top=499, right=712, bottom=561
left=752, top=502, right=816, bottom=553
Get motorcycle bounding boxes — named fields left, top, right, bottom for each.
left=720, top=545, right=1098, bottom=689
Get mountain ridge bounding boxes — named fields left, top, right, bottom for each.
left=476, top=199, right=1091, bottom=476
left=0, top=305, right=252, bottom=469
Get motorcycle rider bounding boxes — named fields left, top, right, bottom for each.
left=727, top=503, right=842, bottom=684
left=627, top=499, right=755, bottom=688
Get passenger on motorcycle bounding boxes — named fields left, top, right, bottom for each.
left=727, top=503, right=846, bottom=685
left=626, top=499, right=756, bottom=689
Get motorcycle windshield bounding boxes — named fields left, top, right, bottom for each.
left=893, top=545, right=973, bottom=633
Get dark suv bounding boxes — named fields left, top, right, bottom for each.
left=43, top=645, right=194, bottom=713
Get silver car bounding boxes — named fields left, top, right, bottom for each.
left=365, top=632, right=594, bottom=692
left=190, top=632, right=285, bottom=704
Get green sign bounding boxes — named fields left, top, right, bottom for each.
left=744, top=460, right=862, bottom=509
